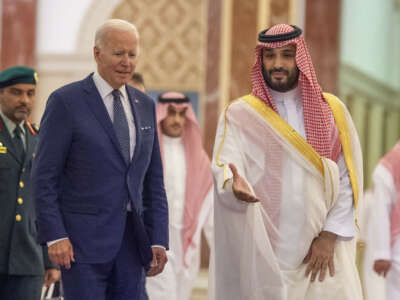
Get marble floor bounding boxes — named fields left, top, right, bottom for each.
left=190, top=269, right=209, bottom=300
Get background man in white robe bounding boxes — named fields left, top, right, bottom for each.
left=146, top=92, right=213, bottom=300
left=368, top=141, right=400, bottom=299
left=210, top=24, right=363, bottom=300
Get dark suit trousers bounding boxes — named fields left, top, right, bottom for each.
left=0, top=274, right=44, bottom=300
left=61, top=214, right=146, bottom=300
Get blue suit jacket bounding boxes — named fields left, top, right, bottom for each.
left=33, top=74, right=168, bottom=269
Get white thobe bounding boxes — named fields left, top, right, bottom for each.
left=211, top=93, right=363, bottom=300
left=270, top=88, right=355, bottom=265
left=369, top=164, right=400, bottom=299
left=146, top=135, right=213, bottom=300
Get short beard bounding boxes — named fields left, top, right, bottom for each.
left=263, top=67, right=299, bottom=92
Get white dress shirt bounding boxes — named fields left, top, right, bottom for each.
left=92, top=72, right=136, bottom=159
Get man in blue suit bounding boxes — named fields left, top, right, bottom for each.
left=33, top=19, right=169, bottom=300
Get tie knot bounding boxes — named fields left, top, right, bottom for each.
left=112, top=89, right=121, bottom=99
left=14, top=126, right=23, bottom=137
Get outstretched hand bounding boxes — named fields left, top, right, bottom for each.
left=229, top=163, right=259, bottom=203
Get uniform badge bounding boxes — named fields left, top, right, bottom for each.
left=0, top=146, right=7, bottom=154
left=34, top=72, right=39, bottom=84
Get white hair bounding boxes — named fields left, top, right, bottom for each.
left=94, top=19, right=139, bottom=48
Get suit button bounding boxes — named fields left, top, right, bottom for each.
left=19, top=181, right=24, bottom=188
left=17, top=198, right=23, bottom=205
left=16, top=214, right=22, bottom=222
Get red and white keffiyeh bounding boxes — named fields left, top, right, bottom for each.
left=251, top=24, right=341, bottom=161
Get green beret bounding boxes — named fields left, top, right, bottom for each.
left=0, top=66, right=38, bottom=88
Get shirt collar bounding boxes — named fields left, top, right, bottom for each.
left=0, top=111, right=25, bottom=135
left=269, top=86, right=301, bottom=104
left=162, top=134, right=183, bottom=144
left=92, top=72, right=128, bottom=101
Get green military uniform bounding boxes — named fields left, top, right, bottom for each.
left=0, top=66, right=56, bottom=299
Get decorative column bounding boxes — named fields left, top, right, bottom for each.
left=305, top=0, right=341, bottom=94
left=366, top=104, right=385, bottom=187
left=349, top=94, right=368, bottom=154
left=1, top=0, right=37, bottom=69
left=385, top=110, right=400, bottom=152
left=203, top=0, right=223, bottom=157
left=203, top=0, right=262, bottom=156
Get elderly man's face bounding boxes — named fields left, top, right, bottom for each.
left=94, top=28, right=138, bottom=89
left=0, top=84, right=35, bottom=124
left=161, top=105, right=187, bottom=138
left=262, top=44, right=299, bottom=92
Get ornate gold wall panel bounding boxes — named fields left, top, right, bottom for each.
left=112, top=0, right=207, bottom=92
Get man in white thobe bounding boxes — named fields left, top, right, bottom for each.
left=210, top=24, right=363, bottom=300
left=367, top=141, right=400, bottom=299
left=146, top=92, right=213, bottom=300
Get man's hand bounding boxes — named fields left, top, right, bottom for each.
left=304, top=231, right=337, bottom=282
left=43, top=268, right=61, bottom=287
left=373, top=259, right=391, bottom=277
left=48, top=239, right=75, bottom=269
left=229, top=163, right=259, bottom=203
left=146, top=247, right=168, bottom=277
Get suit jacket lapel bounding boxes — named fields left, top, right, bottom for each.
left=0, top=116, right=23, bottom=164
left=82, top=75, right=127, bottom=164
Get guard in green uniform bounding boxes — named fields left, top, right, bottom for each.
left=0, top=66, right=60, bottom=299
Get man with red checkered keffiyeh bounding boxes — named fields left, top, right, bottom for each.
left=210, top=24, right=363, bottom=300
left=365, top=142, right=400, bottom=299
left=145, top=92, right=214, bottom=300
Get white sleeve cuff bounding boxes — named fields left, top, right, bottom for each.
left=323, top=219, right=355, bottom=239
left=47, top=237, right=68, bottom=247
left=372, top=250, right=391, bottom=261
left=151, top=245, right=166, bottom=250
